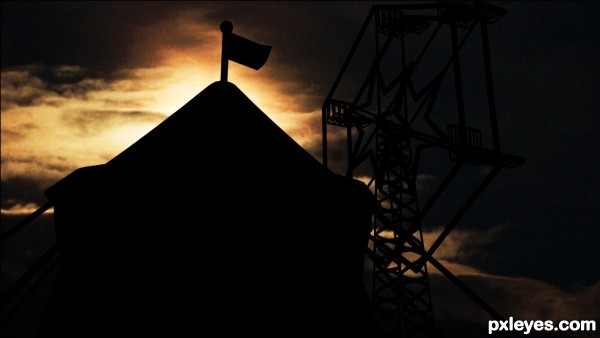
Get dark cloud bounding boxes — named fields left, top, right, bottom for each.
left=0, top=129, right=26, bottom=143
left=1, top=153, right=76, bottom=188
left=49, top=65, right=86, bottom=79
left=429, top=272, right=600, bottom=337
left=1, top=1, right=198, bottom=75
left=1, top=64, right=92, bottom=107
left=0, top=176, right=51, bottom=210
left=0, top=66, right=48, bottom=109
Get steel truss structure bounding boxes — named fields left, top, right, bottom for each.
left=322, top=1, right=524, bottom=337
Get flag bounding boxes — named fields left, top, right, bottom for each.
left=222, top=31, right=271, bottom=70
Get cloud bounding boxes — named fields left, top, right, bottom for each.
left=49, top=65, right=87, bottom=81
left=1, top=66, right=173, bottom=183
left=0, top=66, right=48, bottom=109
left=0, top=203, right=53, bottom=216
left=429, top=261, right=600, bottom=337
left=423, top=224, right=507, bottom=267
left=1, top=62, right=327, bottom=179
left=0, top=175, right=57, bottom=209
left=64, top=110, right=166, bottom=137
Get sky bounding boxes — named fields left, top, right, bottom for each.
left=1, top=1, right=599, bottom=337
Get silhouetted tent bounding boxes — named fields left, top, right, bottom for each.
left=38, top=81, right=377, bottom=337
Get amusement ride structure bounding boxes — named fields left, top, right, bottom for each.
left=322, top=1, right=524, bottom=336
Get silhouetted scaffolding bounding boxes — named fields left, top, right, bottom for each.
left=322, top=1, right=524, bottom=337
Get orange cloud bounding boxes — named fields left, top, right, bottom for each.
left=0, top=203, right=53, bottom=216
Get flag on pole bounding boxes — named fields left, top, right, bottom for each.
left=220, top=21, right=271, bottom=81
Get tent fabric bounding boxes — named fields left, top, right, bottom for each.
left=39, top=81, right=376, bottom=337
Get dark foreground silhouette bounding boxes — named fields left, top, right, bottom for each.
left=38, top=81, right=376, bottom=337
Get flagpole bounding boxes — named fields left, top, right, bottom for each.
left=220, top=21, right=233, bottom=82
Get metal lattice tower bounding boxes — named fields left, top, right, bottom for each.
left=322, top=1, right=524, bottom=337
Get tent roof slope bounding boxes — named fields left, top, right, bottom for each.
left=46, top=81, right=329, bottom=200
